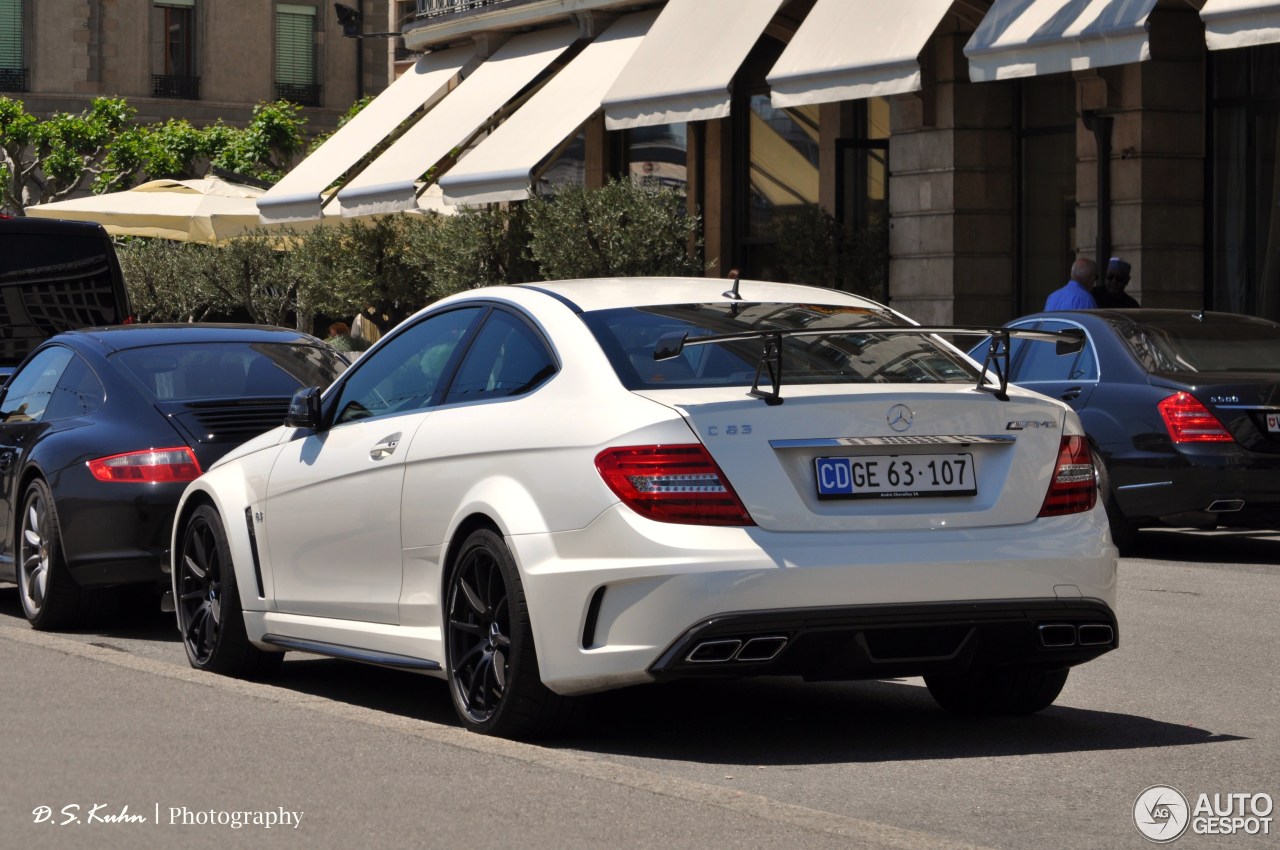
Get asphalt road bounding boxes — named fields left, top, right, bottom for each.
left=1, top=526, right=1277, bottom=850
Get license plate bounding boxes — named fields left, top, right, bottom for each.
left=1268, top=413, right=1280, bottom=433
left=815, top=453, right=976, bottom=499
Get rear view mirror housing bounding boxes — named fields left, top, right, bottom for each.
left=285, top=386, right=323, bottom=430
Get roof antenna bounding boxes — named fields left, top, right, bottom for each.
left=722, top=269, right=742, bottom=301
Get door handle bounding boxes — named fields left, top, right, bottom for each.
left=369, top=432, right=402, bottom=461
left=1060, top=386, right=1082, bottom=401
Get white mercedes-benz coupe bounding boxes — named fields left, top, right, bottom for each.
left=171, top=278, right=1117, bottom=738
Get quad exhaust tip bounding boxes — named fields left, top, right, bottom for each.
left=1038, top=623, right=1114, bottom=648
left=686, top=635, right=788, bottom=664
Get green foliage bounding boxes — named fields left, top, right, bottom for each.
left=526, top=180, right=703, bottom=279
left=208, top=101, right=307, bottom=183
left=116, top=238, right=224, bottom=323
left=0, top=96, right=133, bottom=210
left=766, top=205, right=889, bottom=301
left=1, top=96, right=307, bottom=213
left=113, top=180, right=714, bottom=336
left=413, top=204, right=537, bottom=294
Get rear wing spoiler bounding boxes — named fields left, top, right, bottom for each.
left=653, top=325, right=1084, bottom=405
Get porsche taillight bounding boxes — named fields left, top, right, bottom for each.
left=1158, top=392, right=1234, bottom=443
left=87, top=447, right=202, bottom=483
left=594, top=444, right=755, bottom=526
left=1037, top=436, right=1097, bottom=517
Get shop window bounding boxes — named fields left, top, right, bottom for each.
left=1018, top=76, right=1077, bottom=315
left=1211, top=44, right=1280, bottom=320
left=276, top=3, right=319, bottom=106
left=0, top=0, right=25, bottom=93
left=152, top=0, right=199, bottom=99
left=535, top=130, right=586, bottom=197
left=627, top=123, right=688, bottom=198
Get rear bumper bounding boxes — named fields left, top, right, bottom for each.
left=1111, top=447, right=1280, bottom=526
left=649, top=598, right=1117, bottom=683
left=511, top=504, right=1117, bottom=696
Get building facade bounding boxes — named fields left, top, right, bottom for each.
left=0, top=0, right=400, bottom=132
left=328, top=0, right=1274, bottom=326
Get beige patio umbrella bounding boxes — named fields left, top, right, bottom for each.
left=26, top=175, right=454, bottom=244
left=25, top=175, right=265, bottom=244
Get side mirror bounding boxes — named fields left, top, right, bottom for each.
left=285, top=386, right=323, bottom=430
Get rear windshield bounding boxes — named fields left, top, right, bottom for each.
left=113, top=341, right=345, bottom=401
left=581, top=302, right=979, bottom=390
left=1118, top=317, right=1280, bottom=373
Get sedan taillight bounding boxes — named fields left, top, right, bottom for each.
left=1158, top=392, right=1234, bottom=443
left=87, top=447, right=202, bottom=483
left=595, top=444, right=755, bottom=526
left=1037, top=436, right=1097, bottom=517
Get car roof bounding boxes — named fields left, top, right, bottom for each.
left=511, top=277, right=881, bottom=313
left=1015, top=309, right=1280, bottom=329
left=0, top=216, right=113, bottom=238
left=54, top=323, right=324, bottom=352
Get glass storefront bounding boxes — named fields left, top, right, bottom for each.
left=1211, top=44, right=1280, bottom=320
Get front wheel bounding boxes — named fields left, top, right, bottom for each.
left=925, top=666, right=1069, bottom=716
left=176, top=504, right=282, bottom=679
left=445, top=528, right=582, bottom=738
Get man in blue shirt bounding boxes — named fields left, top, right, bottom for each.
left=1044, top=257, right=1098, bottom=310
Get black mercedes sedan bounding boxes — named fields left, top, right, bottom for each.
left=970, top=310, right=1280, bottom=550
left=0, top=324, right=347, bottom=629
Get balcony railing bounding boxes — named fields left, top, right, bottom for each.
left=275, top=82, right=321, bottom=107
left=152, top=74, right=201, bottom=100
left=415, top=0, right=519, bottom=19
left=0, top=67, right=28, bottom=93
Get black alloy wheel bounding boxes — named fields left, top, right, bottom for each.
left=1093, top=452, right=1139, bottom=553
left=176, top=505, right=282, bottom=679
left=445, top=528, right=577, bottom=738
left=16, top=479, right=91, bottom=630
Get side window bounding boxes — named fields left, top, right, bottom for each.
left=331, top=307, right=483, bottom=425
left=0, top=347, right=75, bottom=423
left=446, top=310, right=557, bottom=403
left=44, top=355, right=105, bottom=420
left=1012, top=321, right=1091, bottom=383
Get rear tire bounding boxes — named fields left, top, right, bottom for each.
left=175, top=505, right=283, bottom=679
left=16, top=479, right=106, bottom=630
left=445, top=528, right=585, bottom=738
left=925, top=666, right=1069, bottom=716
left=1094, top=453, right=1139, bottom=553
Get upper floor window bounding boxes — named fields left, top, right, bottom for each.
left=276, top=3, right=319, bottom=106
left=152, top=0, right=199, bottom=99
left=0, top=0, right=26, bottom=93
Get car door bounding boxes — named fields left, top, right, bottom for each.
left=1008, top=319, right=1099, bottom=412
left=0, top=346, right=76, bottom=577
left=397, top=307, right=560, bottom=626
left=264, top=306, right=484, bottom=624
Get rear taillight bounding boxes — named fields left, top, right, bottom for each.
left=595, top=444, right=755, bottom=526
left=1158, top=392, right=1234, bottom=443
left=1037, top=436, right=1097, bottom=517
left=87, top=447, right=202, bottom=483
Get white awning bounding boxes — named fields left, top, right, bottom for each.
left=336, top=25, right=578, bottom=218
left=1201, top=0, right=1280, bottom=50
left=440, top=11, right=657, bottom=206
left=965, top=0, right=1160, bottom=83
left=257, top=46, right=474, bottom=224
left=602, top=0, right=784, bottom=130
left=767, top=0, right=953, bottom=107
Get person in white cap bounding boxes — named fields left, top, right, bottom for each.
left=1092, top=257, right=1140, bottom=308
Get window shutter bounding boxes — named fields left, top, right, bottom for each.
left=276, top=4, right=316, bottom=86
left=0, top=0, right=23, bottom=70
